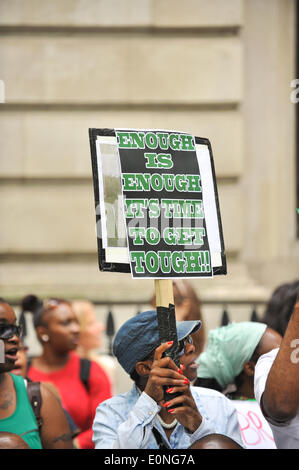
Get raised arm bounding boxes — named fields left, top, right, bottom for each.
left=261, top=299, right=299, bottom=423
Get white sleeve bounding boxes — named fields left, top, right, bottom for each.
left=254, top=348, right=279, bottom=405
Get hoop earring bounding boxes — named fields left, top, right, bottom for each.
left=41, top=334, right=49, bottom=342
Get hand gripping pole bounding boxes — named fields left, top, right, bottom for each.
left=155, top=280, right=181, bottom=407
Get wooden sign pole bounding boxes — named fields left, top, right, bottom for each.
left=154, top=279, right=174, bottom=308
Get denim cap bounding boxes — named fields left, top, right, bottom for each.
left=113, top=310, right=202, bottom=375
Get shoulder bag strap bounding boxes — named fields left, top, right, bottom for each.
left=79, top=357, right=91, bottom=391
left=27, top=380, right=43, bottom=431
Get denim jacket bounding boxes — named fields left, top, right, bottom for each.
left=92, top=384, right=244, bottom=449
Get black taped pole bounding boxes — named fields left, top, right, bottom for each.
left=156, top=303, right=180, bottom=367
left=155, top=279, right=181, bottom=407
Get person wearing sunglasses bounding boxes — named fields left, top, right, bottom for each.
left=177, top=334, right=200, bottom=385
left=92, top=310, right=244, bottom=449
left=0, top=299, right=73, bottom=449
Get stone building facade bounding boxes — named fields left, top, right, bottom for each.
left=0, top=0, right=297, bottom=335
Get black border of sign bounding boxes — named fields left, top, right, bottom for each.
left=88, top=128, right=227, bottom=276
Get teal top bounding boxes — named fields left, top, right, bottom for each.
left=0, top=374, right=43, bottom=449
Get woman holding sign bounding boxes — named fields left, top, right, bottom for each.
left=92, top=310, right=243, bottom=449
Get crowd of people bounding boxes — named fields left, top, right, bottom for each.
left=0, top=279, right=298, bottom=450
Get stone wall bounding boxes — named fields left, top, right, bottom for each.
left=0, top=0, right=296, bottom=313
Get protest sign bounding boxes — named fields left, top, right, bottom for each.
left=234, top=400, right=276, bottom=449
left=89, top=128, right=226, bottom=280
left=89, top=127, right=227, bottom=397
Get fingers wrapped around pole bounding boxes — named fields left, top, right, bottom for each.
left=155, top=279, right=181, bottom=407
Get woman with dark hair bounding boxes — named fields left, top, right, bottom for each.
left=0, top=300, right=72, bottom=449
left=23, top=295, right=112, bottom=449
left=261, top=280, right=299, bottom=336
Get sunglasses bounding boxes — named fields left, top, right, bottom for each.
left=43, top=298, right=70, bottom=313
left=0, top=323, right=23, bottom=340
left=44, top=299, right=61, bottom=309
left=178, top=335, right=193, bottom=357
